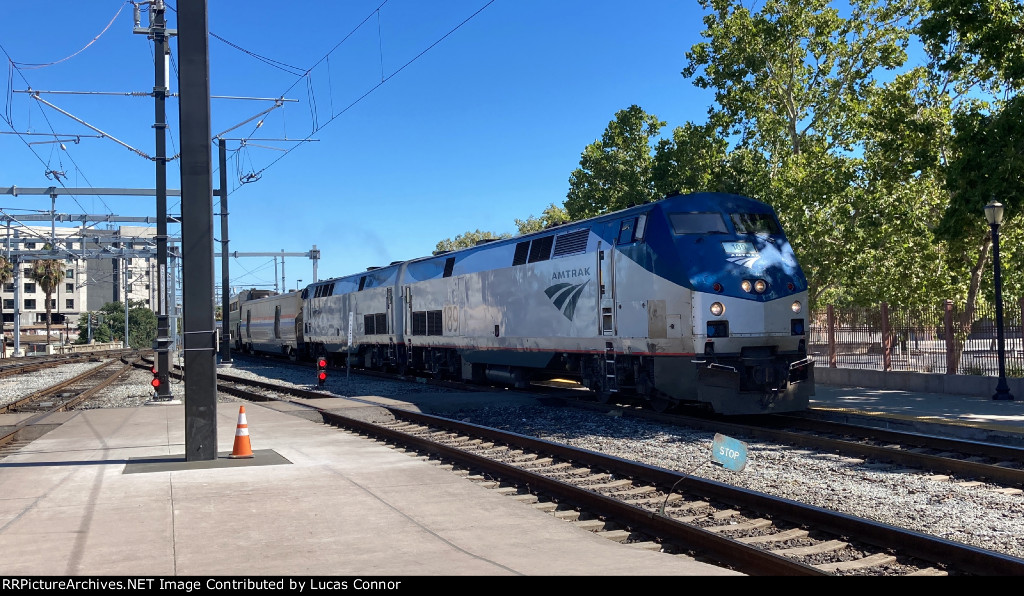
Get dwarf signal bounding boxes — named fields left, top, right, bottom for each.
left=150, top=366, right=160, bottom=388
left=317, top=357, right=328, bottom=387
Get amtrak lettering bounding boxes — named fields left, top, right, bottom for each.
left=551, top=267, right=590, bottom=280
left=544, top=280, right=590, bottom=320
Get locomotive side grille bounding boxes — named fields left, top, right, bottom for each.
left=512, top=241, right=530, bottom=266
left=553, top=228, right=589, bottom=257
left=411, top=312, right=427, bottom=336
left=427, top=310, right=443, bottom=336
left=528, top=235, right=554, bottom=263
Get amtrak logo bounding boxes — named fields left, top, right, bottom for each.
left=726, top=254, right=761, bottom=268
left=545, top=280, right=589, bottom=320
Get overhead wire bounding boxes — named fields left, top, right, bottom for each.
left=11, top=1, right=130, bottom=69
left=242, top=0, right=497, bottom=187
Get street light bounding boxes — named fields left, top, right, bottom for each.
left=985, top=200, right=1015, bottom=401
left=296, top=279, right=302, bottom=292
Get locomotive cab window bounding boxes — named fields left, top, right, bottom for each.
left=669, top=212, right=728, bottom=234
left=617, top=215, right=646, bottom=244
left=731, top=213, right=782, bottom=236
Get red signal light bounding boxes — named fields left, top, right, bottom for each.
left=317, top=357, right=328, bottom=387
left=151, top=377, right=161, bottom=388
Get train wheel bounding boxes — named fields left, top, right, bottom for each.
left=649, top=395, right=675, bottom=413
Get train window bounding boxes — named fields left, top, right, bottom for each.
left=245, top=309, right=251, bottom=338
left=512, top=241, right=530, bottom=266
left=553, top=229, right=589, bottom=257
left=443, top=257, right=456, bottom=278
left=731, top=213, right=782, bottom=236
left=668, top=212, right=728, bottom=234
left=617, top=219, right=636, bottom=244
left=274, top=305, right=281, bottom=339
left=527, top=236, right=553, bottom=263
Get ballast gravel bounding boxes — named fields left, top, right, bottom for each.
left=5, top=356, right=1023, bottom=561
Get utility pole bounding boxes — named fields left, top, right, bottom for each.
left=134, top=0, right=177, bottom=399
left=218, top=138, right=231, bottom=365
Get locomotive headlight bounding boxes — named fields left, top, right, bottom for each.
left=740, top=280, right=752, bottom=293
left=754, top=279, right=768, bottom=293
left=710, top=302, right=725, bottom=316
left=791, top=300, right=802, bottom=313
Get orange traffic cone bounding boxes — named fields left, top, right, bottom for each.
left=229, top=405, right=254, bottom=459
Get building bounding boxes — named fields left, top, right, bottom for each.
left=1, top=224, right=165, bottom=347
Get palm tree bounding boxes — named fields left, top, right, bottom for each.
left=0, top=255, right=12, bottom=356
left=28, top=246, right=66, bottom=347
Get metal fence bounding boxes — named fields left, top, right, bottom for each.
left=809, top=298, right=1024, bottom=377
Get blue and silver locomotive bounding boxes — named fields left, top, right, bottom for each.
left=291, top=191, right=813, bottom=415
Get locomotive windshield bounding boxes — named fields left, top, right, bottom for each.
left=731, top=213, right=782, bottom=236
left=669, top=212, right=728, bottom=234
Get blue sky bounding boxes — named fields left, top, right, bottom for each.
left=2, top=0, right=715, bottom=295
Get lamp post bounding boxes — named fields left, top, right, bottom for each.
left=296, top=279, right=302, bottom=292
left=985, top=200, right=1015, bottom=401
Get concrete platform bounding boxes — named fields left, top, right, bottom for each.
left=808, top=383, right=1024, bottom=446
left=0, top=401, right=740, bottom=577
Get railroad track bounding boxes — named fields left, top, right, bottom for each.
left=0, top=355, right=138, bottom=454
left=222, top=354, right=1024, bottom=492
left=201, top=372, right=1024, bottom=576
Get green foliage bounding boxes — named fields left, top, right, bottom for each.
left=652, top=121, right=730, bottom=196
left=27, top=246, right=67, bottom=344
left=565, top=105, right=666, bottom=219
left=515, top=204, right=570, bottom=234
left=0, top=256, right=11, bottom=286
left=76, top=301, right=157, bottom=349
left=0, top=256, right=11, bottom=330
left=434, top=229, right=512, bottom=253
left=919, top=0, right=1024, bottom=93
left=937, top=96, right=1024, bottom=241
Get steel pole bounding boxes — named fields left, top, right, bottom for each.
left=179, top=0, right=218, bottom=460
left=990, top=222, right=1014, bottom=400
left=154, top=1, right=172, bottom=397
left=218, top=138, right=231, bottom=364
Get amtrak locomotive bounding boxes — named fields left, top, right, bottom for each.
left=231, top=192, right=814, bottom=415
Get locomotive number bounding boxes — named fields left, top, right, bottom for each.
left=443, top=305, right=459, bottom=333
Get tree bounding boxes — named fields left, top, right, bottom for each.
left=0, top=256, right=11, bottom=355
left=80, top=301, right=157, bottom=349
left=515, top=204, right=570, bottom=234
left=652, top=121, right=730, bottom=197
left=917, top=0, right=1024, bottom=367
left=434, top=229, right=512, bottom=253
left=75, top=311, right=112, bottom=344
left=680, top=0, right=924, bottom=307
left=565, top=105, right=666, bottom=219
left=28, top=246, right=66, bottom=346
